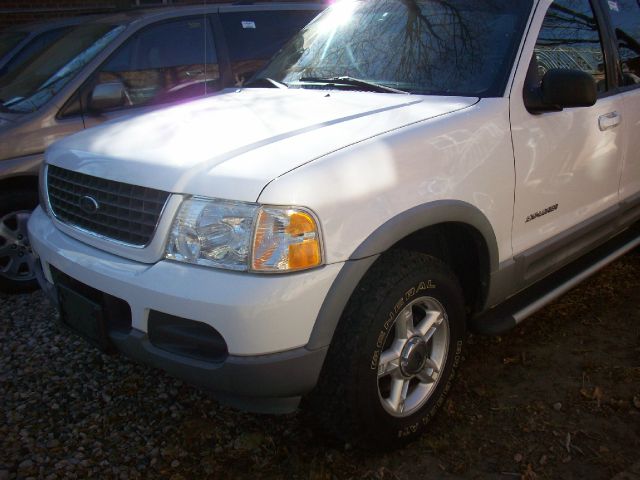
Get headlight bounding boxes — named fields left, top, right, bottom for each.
left=165, top=197, right=323, bottom=273
left=166, top=198, right=259, bottom=271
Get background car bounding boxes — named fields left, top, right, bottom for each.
left=0, top=2, right=323, bottom=293
left=0, top=17, right=91, bottom=79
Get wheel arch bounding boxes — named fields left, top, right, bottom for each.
left=307, top=200, right=499, bottom=350
left=349, top=200, right=498, bottom=270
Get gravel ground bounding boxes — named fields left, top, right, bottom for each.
left=1, top=251, right=639, bottom=480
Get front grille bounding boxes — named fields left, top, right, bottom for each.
left=47, top=165, right=170, bottom=247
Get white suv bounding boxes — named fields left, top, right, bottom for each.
left=27, top=0, right=640, bottom=447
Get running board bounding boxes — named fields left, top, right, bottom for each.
left=471, top=225, right=640, bottom=336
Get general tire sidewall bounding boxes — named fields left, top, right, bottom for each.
left=355, top=267, right=465, bottom=442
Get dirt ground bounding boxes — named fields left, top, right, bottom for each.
left=1, top=250, right=639, bottom=479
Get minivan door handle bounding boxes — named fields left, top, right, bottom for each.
left=599, top=112, right=621, bottom=131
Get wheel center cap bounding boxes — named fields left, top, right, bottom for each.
left=400, top=337, right=429, bottom=376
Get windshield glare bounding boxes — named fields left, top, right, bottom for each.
left=259, top=0, right=533, bottom=97
left=0, top=31, right=28, bottom=59
left=0, top=24, right=124, bottom=113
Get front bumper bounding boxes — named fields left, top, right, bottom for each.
left=28, top=206, right=341, bottom=413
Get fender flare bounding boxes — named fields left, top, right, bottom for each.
left=307, top=200, right=499, bottom=350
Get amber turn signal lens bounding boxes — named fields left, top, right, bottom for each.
left=286, top=211, right=322, bottom=270
left=252, top=208, right=322, bottom=272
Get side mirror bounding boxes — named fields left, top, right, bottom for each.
left=89, top=81, right=128, bottom=112
left=524, top=69, right=597, bottom=113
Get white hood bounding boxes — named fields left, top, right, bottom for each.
left=46, top=88, right=478, bottom=201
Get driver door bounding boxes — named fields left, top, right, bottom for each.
left=509, top=0, right=625, bottom=284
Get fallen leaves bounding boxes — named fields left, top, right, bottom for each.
left=580, top=386, right=639, bottom=410
left=522, top=464, right=538, bottom=480
left=503, top=355, right=519, bottom=365
left=580, top=386, right=604, bottom=408
left=233, top=432, right=267, bottom=452
left=502, top=351, right=530, bottom=366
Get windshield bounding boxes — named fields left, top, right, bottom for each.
left=258, top=0, right=533, bottom=97
left=0, top=24, right=124, bottom=113
left=2, top=27, right=74, bottom=78
left=0, top=31, right=28, bottom=58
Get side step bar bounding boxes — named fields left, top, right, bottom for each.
left=471, top=225, right=640, bottom=336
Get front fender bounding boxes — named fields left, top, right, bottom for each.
left=307, top=200, right=499, bottom=350
left=349, top=199, right=499, bottom=272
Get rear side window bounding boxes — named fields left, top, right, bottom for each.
left=95, top=17, right=219, bottom=109
left=220, top=10, right=318, bottom=86
left=606, top=0, right=640, bottom=87
left=533, top=0, right=608, bottom=93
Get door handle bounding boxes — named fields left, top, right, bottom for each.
left=599, top=111, right=621, bottom=131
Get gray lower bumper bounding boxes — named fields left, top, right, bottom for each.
left=41, top=280, right=328, bottom=413
left=32, top=254, right=328, bottom=414
left=110, top=329, right=327, bottom=414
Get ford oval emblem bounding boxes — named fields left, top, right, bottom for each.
left=79, top=195, right=99, bottom=214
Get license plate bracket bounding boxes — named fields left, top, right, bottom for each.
left=57, top=284, right=110, bottom=351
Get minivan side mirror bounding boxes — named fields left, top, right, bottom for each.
left=524, top=68, right=597, bottom=113
left=89, top=81, right=128, bottom=112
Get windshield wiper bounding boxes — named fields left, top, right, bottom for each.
left=298, top=76, right=409, bottom=94
left=244, top=77, right=288, bottom=89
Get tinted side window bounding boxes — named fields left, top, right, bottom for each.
left=534, top=0, right=608, bottom=93
left=220, top=10, right=318, bottom=86
left=607, top=0, right=640, bottom=86
left=95, top=17, right=219, bottom=109
left=4, top=27, right=71, bottom=75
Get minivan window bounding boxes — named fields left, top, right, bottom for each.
left=258, top=0, right=533, bottom=97
left=0, top=24, right=124, bottom=113
left=2, top=27, right=72, bottom=77
left=0, top=31, right=27, bottom=58
left=95, top=17, right=218, bottom=108
left=533, top=0, right=608, bottom=93
left=220, top=10, right=319, bottom=86
left=606, top=0, right=640, bottom=86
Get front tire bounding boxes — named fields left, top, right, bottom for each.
left=0, top=189, right=39, bottom=294
left=309, top=250, right=466, bottom=448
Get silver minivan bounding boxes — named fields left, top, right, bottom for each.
left=0, top=3, right=322, bottom=293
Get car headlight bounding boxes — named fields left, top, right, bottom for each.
left=165, top=197, right=323, bottom=273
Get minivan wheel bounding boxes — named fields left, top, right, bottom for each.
left=0, top=190, right=39, bottom=294
left=308, top=251, right=465, bottom=448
